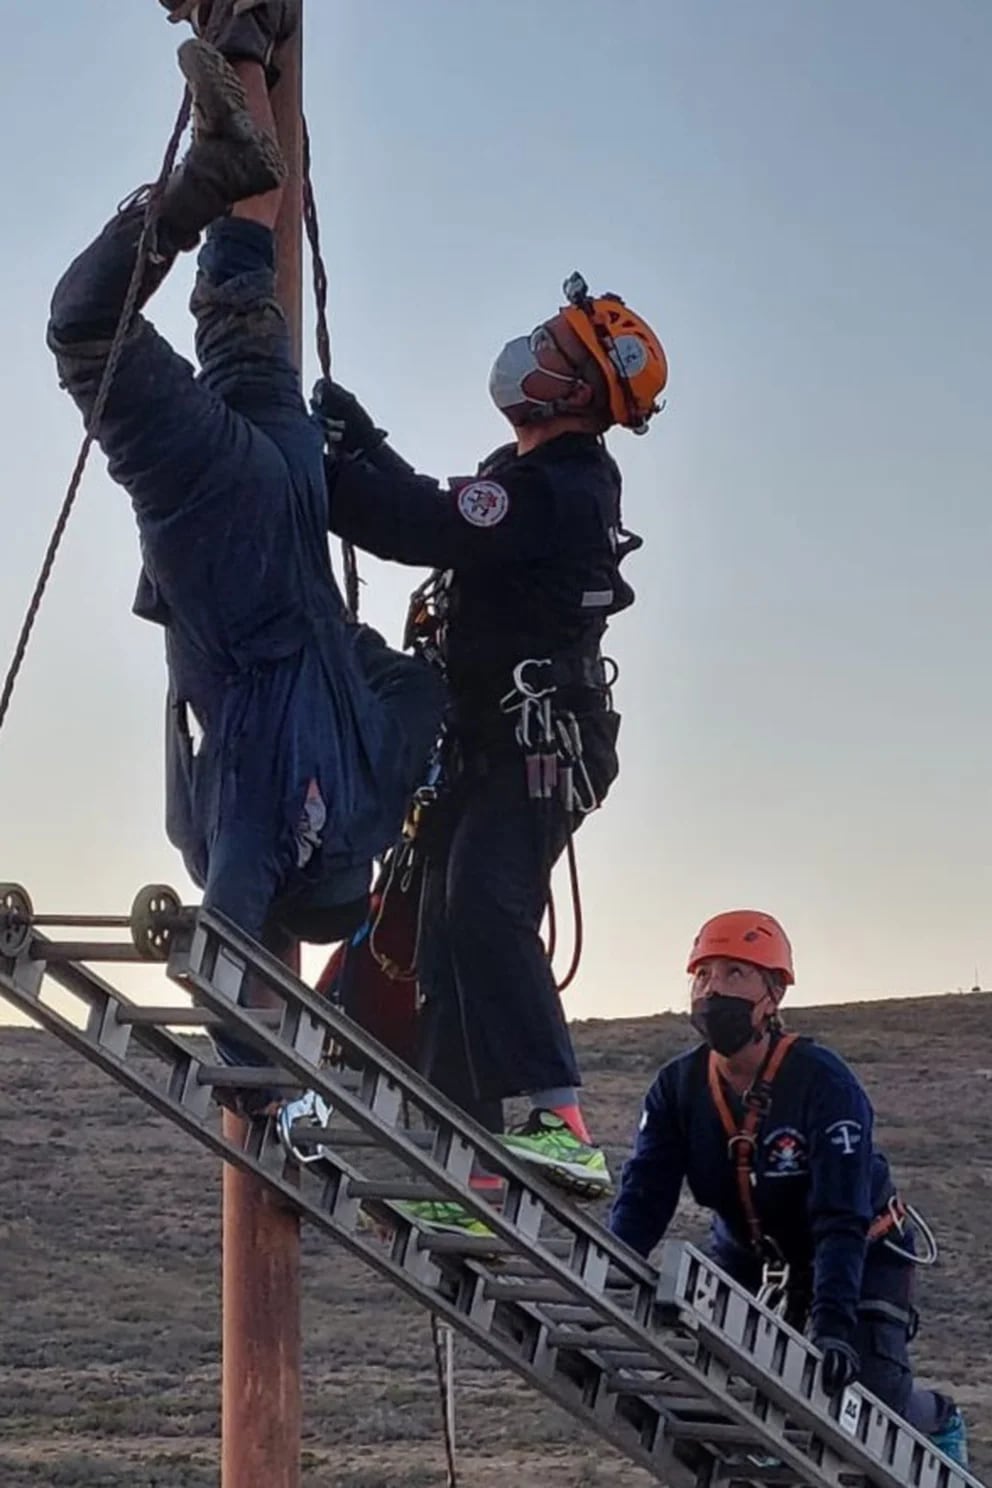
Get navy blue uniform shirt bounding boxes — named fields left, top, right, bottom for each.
left=49, top=218, right=441, bottom=939
left=609, top=1036, right=898, bottom=1339
left=326, top=432, right=635, bottom=734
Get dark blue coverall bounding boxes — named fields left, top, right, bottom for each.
left=610, top=1035, right=955, bottom=1431
left=47, top=210, right=443, bottom=1076
left=324, top=433, right=633, bottom=1129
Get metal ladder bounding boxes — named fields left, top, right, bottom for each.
left=0, top=896, right=982, bottom=1488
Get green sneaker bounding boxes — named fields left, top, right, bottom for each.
left=501, top=1110, right=613, bottom=1198
left=401, top=1200, right=496, bottom=1239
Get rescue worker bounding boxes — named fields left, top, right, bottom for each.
left=311, top=280, right=667, bottom=1207
left=609, top=910, right=969, bottom=1466
left=47, top=3, right=442, bottom=1114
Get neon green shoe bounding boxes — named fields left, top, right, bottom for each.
left=501, top=1110, right=613, bottom=1198
left=401, top=1200, right=496, bottom=1239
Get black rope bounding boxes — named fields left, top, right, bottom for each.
left=302, top=113, right=360, bottom=619
left=555, top=830, right=584, bottom=992
left=0, top=2, right=239, bottom=744
left=429, top=1314, right=459, bottom=1487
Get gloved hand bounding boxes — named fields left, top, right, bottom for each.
left=159, top=1, right=299, bottom=78
left=311, top=377, right=387, bottom=457
left=816, top=1336, right=861, bottom=1397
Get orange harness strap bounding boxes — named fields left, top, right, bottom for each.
left=707, top=1033, right=800, bottom=1255
left=707, top=1034, right=907, bottom=1256
left=868, top=1195, right=908, bottom=1242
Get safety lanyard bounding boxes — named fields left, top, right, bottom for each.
left=707, top=1033, right=800, bottom=1255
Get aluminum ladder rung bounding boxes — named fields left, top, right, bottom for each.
left=608, top=1372, right=754, bottom=1403
left=547, top=1327, right=656, bottom=1350
left=541, top=1301, right=614, bottom=1322
left=30, top=941, right=144, bottom=961
left=671, top=1421, right=770, bottom=1444
left=318, top=1127, right=436, bottom=1149
left=601, top=1349, right=698, bottom=1372
left=114, top=1005, right=284, bottom=1027
left=2, top=905, right=984, bottom=1488
left=345, top=1179, right=452, bottom=1202
left=416, top=1231, right=517, bottom=1257
left=197, top=1065, right=300, bottom=1089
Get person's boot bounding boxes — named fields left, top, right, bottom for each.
left=160, top=1, right=300, bottom=84
left=159, top=37, right=286, bottom=250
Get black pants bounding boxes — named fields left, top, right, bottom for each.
left=726, top=1242, right=954, bottom=1432
left=854, top=1249, right=953, bottom=1432
left=415, top=704, right=619, bottom=1130
left=416, top=756, right=580, bottom=1132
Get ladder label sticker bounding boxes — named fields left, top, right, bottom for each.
left=839, top=1388, right=862, bottom=1435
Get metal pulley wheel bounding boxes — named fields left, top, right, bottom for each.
left=0, top=883, right=33, bottom=958
left=129, top=883, right=182, bottom=962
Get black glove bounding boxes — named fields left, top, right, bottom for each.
left=816, top=1337, right=860, bottom=1397
left=311, top=377, right=387, bottom=457
left=160, top=1, right=299, bottom=79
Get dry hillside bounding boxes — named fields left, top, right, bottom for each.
left=1, top=993, right=989, bottom=1486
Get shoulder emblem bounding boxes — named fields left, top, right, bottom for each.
left=456, top=480, right=510, bottom=528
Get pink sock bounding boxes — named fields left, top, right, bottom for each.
left=552, top=1104, right=591, bottom=1144
left=470, top=1173, right=503, bottom=1193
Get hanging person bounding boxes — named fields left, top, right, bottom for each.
left=311, top=278, right=667, bottom=1214
left=608, top=910, right=969, bottom=1466
left=46, top=1, right=443, bottom=1116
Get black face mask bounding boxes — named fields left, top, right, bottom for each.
left=690, top=995, right=758, bottom=1057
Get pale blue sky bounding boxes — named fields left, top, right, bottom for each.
left=1, top=1, right=990, bottom=1024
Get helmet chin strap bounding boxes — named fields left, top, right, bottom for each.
left=517, top=388, right=581, bottom=423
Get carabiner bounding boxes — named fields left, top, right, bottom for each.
left=512, top=658, right=556, bottom=701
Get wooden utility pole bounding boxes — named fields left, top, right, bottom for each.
left=221, top=19, right=305, bottom=1488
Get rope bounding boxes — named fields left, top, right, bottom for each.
left=429, top=1314, right=459, bottom=1487
left=554, top=832, right=584, bottom=993
left=545, top=886, right=557, bottom=965
left=302, top=114, right=361, bottom=619
left=542, top=829, right=584, bottom=992
left=0, top=1, right=240, bottom=745
left=0, top=110, right=189, bottom=741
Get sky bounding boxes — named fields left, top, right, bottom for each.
left=1, top=1, right=990, bottom=1029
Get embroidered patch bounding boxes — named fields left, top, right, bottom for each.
left=456, top=480, right=510, bottom=528
left=827, top=1119, right=863, bottom=1155
left=763, top=1126, right=808, bottom=1177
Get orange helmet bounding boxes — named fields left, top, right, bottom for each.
left=560, top=271, right=667, bottom=435
left=686, top=911, right=795, bottom=986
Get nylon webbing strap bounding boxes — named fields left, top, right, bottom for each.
left=707, top=1033, right=800, bottom=1254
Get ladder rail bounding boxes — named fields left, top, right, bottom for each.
left=0, top=934, right=766, bottom=1486
left=173, top=910, right=987, bottom=1488
left=1, top=910, right=984, bottom=1488
left=176, top=911, right=662, bottom=1283
left=663, top=1245, right=980, bottom=1488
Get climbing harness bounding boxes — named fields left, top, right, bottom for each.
left=707, top=1033, right=801, bottom=1267
left=706, top=1034, right=922, bottom=1316
left=365, top=760, right=443, bottom=985
left=403, top=570, right=451, bottom=671
left=0, top=4, right=356, bottom=755
left=497, top=653, right=616, bottom=991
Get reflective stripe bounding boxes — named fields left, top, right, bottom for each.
left=857, top=1298, right=915, bottom=1329
left=581, top=589, right=614, bottom=608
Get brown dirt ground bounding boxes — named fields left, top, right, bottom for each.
left=1, top=993, right=989, bottom=1486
